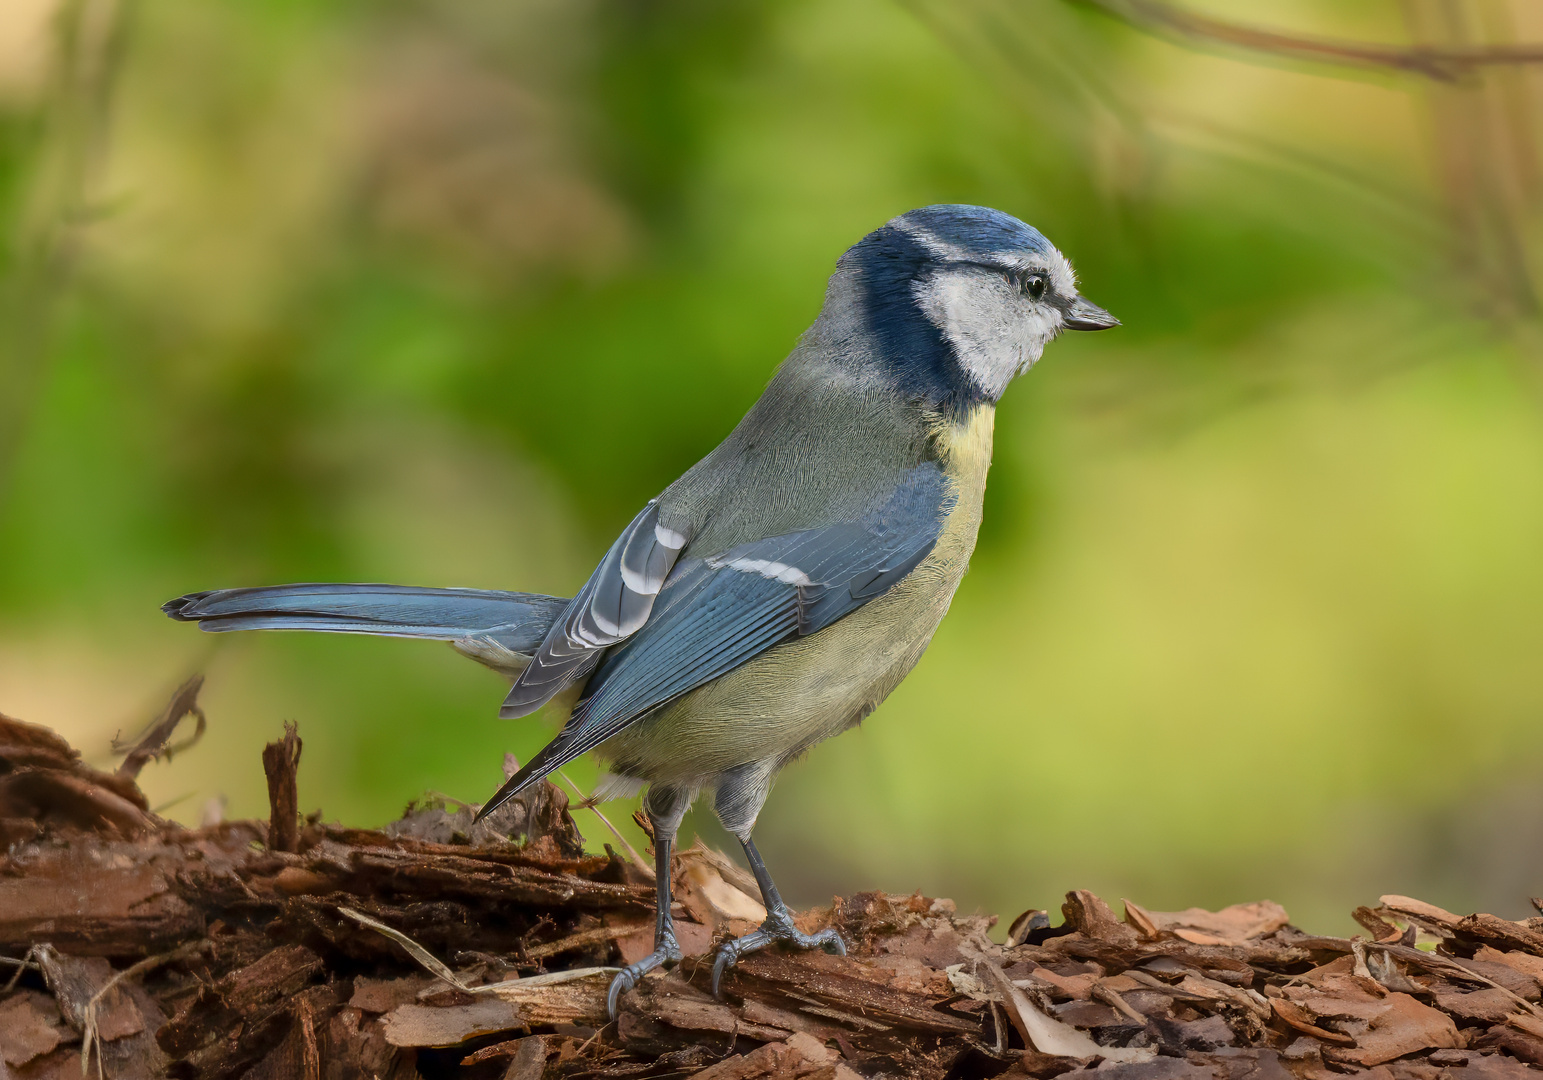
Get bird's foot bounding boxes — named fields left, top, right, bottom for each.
left=710, top=908, right=846, bottom=997
left=607, top=941, right=682, bottom=1020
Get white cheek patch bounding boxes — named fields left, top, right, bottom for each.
left=914, top=268, right=1062, bottom=400
left=712, top=556, right=813, bottom=587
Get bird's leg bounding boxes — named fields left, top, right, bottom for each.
left=606, top=786, right=690, bottom=1020
left=710, top=836, right=846, bottom=997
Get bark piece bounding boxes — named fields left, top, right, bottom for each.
left=1458, top=915, right=1543, bottom=958
left=381, top=1000, right=528, bottom=1047
left=980, top=955, right=1153, bottom=1063
left=1321, top=993, right=1462, bottom=1067
left=716, top=948, right=980, bottom=1036
left=1473, top=945, right=1543, bottom=989
left=618, top=973, right=793, bottom=1049
left=0, top=845, right=199, bottom=955
left=1271, top=999, right=1355, bottom=1045
left=1432, top=988, right=1521, bottom=1025
left=1062, top=891, right=1140, bottom=946
left=35, top=953, right=143, bottom=1041
left=480, top=970, right=614, bottom=1028
left=681, top=856, right=768, bottom=924
left=0, top=991, right=66, bottom=1066
left=617, top=919, right=711, bottom=964
left=499, top=1035, right=548, bottom=1080
left=1378, top=896, right=1463, bottom=932
left=0, top=714, right=78, bottom=769
left=1354, top=907, right=1401, bottom=941
left=338, top=847, right=651, bottom=912
left=1449, top=1053, right=1541, bottom=1080
left=1474, top=1025, right=1543, bottom=1065
left=1128, top=902, right=1290, bottom=947
left=690, top=1040, right=799, bottom=1080
left=349, top=975, right=434, bottom=1014
left=262, top=722, right=302, bottom=854
left=458, top=1033, right=556, bottom=1075
left=328, top=1007, right=419, bottom=1080
left=156, top=943, right=323, bottom=1066
left=1056, top=1057, right=1217, bottom=1080
left=0, top=770, right=154, bottom=837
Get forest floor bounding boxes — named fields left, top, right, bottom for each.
left=4, top=686, right=1543, bottom=1080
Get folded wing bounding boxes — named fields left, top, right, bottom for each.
left=499, top=500, right=689, bottom=719
left=477, top=463, right=952, bottom=818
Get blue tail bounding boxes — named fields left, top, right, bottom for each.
left=162, top=583, right=568, bottom=659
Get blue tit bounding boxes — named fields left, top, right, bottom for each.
left=163, top=204, right=1117, bottom=1015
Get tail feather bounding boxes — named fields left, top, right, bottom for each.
left=474, top=733, right=579, bottom=822
left=163, top=583, right=569, bottom=656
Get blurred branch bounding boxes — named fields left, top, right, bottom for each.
left=113, top=675, right=208, bottom=779
left=905, top=0, right=1443, bottom=246
left=1399, top=0, right=1539, bottom=317
left=0, top=0, right=128, bottom=495
left=1072, top=0, right=1543, bottom=82
left=1071, top=0, right=1541, bottom=318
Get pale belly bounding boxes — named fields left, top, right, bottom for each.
left=596, top=405, right=995, bottom=788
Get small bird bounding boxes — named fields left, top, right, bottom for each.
left=163, top=204, right=1116, bottom=1015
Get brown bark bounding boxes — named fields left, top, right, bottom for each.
left=261, top=721, right=302, bottom=854
left=6, top=709, right=1543, bottom=1080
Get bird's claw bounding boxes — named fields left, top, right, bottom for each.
left=606, top=944, right=681, bottom=1020
left=710, top=916, right=846, bottom=997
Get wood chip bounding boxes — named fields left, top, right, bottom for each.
left=1272, top=998, right=1356, bottom=1045
left=14, top=716, right=1543, bottom=1080
left=261, top=723, right=302, bottom=854
left=0, top=990, right=66, bottom=1066
left=381, top=1000, right=527, bottom=1047
left=1135, top=901, right=1290, bottom=946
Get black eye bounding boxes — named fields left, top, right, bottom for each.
left=1022, top=274, right=1047, bottom=301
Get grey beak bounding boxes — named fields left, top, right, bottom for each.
left=1065, top=295, right=1119, bottom=331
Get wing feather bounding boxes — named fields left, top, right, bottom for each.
left=500, top=500, right=689, bottom=718
left=476, top=463, right=952, bottom=818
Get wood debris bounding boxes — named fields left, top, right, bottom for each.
left=7, top=707, right=1543, bottom=1079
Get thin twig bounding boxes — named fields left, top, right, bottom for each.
left=524, top=924, right=638, bottom=962
left=2, top=948, right=41, bottom=994
left=337, top=906, right=615, bottom=993
left=556, top=769, right=653, bottom=878
left=113, top=674, right=206, bottom=778
left=80, top=941, right=203, bottom=1078
left=1072, top=0, right=1543, bottom=82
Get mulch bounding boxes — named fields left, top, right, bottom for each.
left=4, top=686, right=1543, bottom=1080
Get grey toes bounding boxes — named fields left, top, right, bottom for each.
left=606, top=967, right=639, bottom=1020
left=810, top=927, right=846, bottom=955
left=606, top=946, right=681, bottom=1021
left=709, top=937, right=753, bottom=997
left=709, top=924, right=849, bottom=998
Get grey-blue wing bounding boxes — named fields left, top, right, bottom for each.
left=476, top=463, right=952, bottom=817
left=500, top=500, right=688, bottom=719
left=163, top=584, right=568, bottom=654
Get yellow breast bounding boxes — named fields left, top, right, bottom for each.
left=599, top=404, right=997, bottom=784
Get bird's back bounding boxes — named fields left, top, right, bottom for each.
left=659, top=338, right=940, bottom=558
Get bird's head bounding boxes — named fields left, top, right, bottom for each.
left=834, top=204, right=1117, bottom=406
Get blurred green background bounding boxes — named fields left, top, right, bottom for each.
left=2, top=0, right=1542, bottom=936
